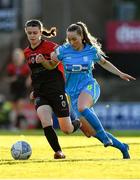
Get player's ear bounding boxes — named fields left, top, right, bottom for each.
left=24, top=28, right=27, bottom=33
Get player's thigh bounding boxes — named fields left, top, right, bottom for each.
left=78, top=80, right=101, bottom=110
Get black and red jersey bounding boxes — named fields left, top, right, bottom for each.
left=24, top=40, right=65, bottom=92
left=24, top=40, right=64, bottom=82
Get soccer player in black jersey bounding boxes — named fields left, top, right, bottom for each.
left=24, top=19, right=81, bottom=159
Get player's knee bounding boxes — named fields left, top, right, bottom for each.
left=41, top=121, right=52, bottom=128
left=61, top=128, right=72, bottom=134
left=78, top=106, right=86, bottom=113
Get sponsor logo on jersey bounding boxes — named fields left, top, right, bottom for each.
left=65, top=64, right=88, bottom=72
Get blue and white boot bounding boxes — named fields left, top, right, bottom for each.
left=121, top=143, right=130, bottom=159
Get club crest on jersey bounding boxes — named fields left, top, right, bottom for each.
left=29, top=54, right=37, bottom=64
left=31, top=57, right=35, bottom=63
left=83, top=56, right=88, bottom=62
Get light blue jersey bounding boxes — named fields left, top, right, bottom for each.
left=55, top=43, right=101, bottom=94
left=55, top=43, right=101, bottom=117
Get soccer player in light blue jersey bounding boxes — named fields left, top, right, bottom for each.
left=49, top=22, right=136, bottom=159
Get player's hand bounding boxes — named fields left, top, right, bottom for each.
left=119, top=72, right=136, bottom=81
left=36, top=54, right=45, bottom=63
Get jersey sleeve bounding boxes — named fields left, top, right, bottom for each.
left=55, top=45, right=64, bottom=61
left=92, top=47, right=102, bottom=63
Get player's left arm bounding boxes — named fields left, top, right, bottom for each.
left=97, top=57, right=136, bottom=81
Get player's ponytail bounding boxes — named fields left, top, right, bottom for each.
left=42, top=27, right=56, bottom=38
left=76, top=22, right=92, bottom=46
left=76, top=21, right=106, bottom=57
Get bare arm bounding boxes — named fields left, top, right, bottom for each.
left=50, top=51, right=60, bottom=62
left=36, top=54, right=59, bottom=70
left=97, top=57, right=136, bottom=81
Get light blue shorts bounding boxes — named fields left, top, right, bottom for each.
left=69, top=79, right=100, bottom=118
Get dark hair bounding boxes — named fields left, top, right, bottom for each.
left=25, top=19, right=57, bottom=38
left=67, top=21, right=106, bottom=56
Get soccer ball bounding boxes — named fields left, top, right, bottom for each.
left=11, top=141, right=32, bottom=160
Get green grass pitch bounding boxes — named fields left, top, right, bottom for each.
left=0, top=129, right=140, bottom=179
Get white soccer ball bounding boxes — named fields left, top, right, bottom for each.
left=11, top=141, right=32, bottom=160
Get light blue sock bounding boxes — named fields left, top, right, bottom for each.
left=95, top=131, right=125, bottom=150
left=95, top=132, right=130, bottom=158
left=81, top=108, right=111, bottom=146
left=106, top=132, right=126, bottom=151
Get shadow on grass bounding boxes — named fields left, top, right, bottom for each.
left=63, top=142, right=140, bottom=149
left=0, top=157, right=135, bottom=165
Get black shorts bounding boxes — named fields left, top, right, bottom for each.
left=33, top=83, right=69, bottom=117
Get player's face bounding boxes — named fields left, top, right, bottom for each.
left=67, top=31, right=83, bottom=51
left=25, top=26, right=42, bottom=47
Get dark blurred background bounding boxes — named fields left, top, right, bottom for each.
left=0, top=0, right=139, bottom=130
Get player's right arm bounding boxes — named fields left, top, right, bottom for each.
left=50, top=45, right=64, bottom=63
left=36, top=53, right=59, bottom=70
left=36, top=41, right=61, bottom=70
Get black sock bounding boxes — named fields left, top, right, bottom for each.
left=72, top=119, right=81, bottom=132
left=43, top=126, right=61, bottom=152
